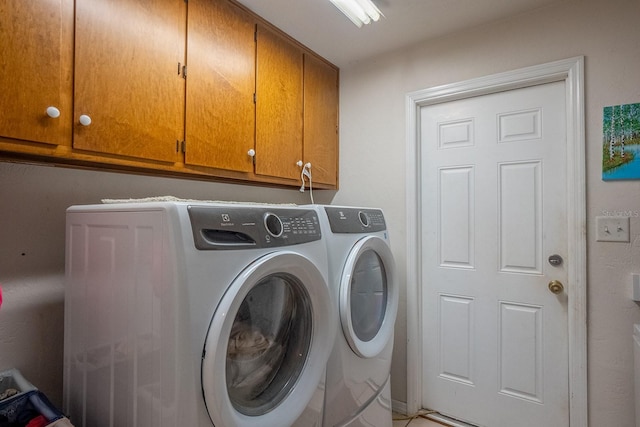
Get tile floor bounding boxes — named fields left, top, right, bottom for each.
left=392, top=413, right=446, bottom=427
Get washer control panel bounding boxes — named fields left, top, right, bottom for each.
left=325, top=206, right=386, bottom=233
left=189, top=205, right=321, bottom=250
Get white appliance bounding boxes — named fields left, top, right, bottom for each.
left=64, top=201, right=336, bottom=427
left=314, top=205, right=399, bottom=427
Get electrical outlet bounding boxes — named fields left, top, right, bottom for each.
left=595, top=216, right=630, bottom=242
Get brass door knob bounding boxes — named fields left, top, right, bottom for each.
left=548, top=280, right=564, bottom=294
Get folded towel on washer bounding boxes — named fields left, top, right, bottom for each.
left=101, top=196, right=296, bottom=206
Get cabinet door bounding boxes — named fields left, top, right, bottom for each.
left=255, top=25, right=303, bottom=181
left=185, top=0, right=255, bottom=172
left=303, top=54, right=339, bottom=187
left=0, top=1, right=73, bottom=146
left=74, top=0, right=186, bottom=163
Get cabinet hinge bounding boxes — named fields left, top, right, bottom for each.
left=176, top=140, right=186, bottom=153
left=182, top=65, right=187, bottom=79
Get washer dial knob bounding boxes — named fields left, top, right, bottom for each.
left=264, top=213, right=284, bottom=237
left=358, top=211, right=370, bottom=227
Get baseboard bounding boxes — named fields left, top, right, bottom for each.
left=391, top=400, right=478, bottom=427
left=425, top=413, right=477, bottom=427
left=391, top=399, right=408, bottom=415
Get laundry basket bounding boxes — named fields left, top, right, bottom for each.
left=0, top=368, right=72, bottom=426
left=0, top=368, right=36, bottom=397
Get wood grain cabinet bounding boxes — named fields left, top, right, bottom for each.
left=185, top=0, right=256, bottom=173
left=255, top=24, right=304, bottom=181
left=73, top=0, right=187, bottom=163
left=303, top=53, right=339, bottom=187
left=255, top=24, right=339, bottom=186
left=0, top=0, right=338, bottom=189
left=0, top=0, right=73, bottom=147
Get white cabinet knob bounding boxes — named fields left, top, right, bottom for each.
left=46, top=106, right=60, bottom=119
left=247, top=149, right=256, bottom=157
left=79, top=114, right=92, bottom=126
left=296, top=160, right=303, bottom=167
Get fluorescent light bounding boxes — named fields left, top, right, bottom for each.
left=355, top=0, right=382, bottom=22
left=329, top=0, right=383, bottom=28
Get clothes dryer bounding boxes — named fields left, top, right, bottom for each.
left=64, top=201, right=336, bottom=427
left=314, top=206, right=399, bottom=427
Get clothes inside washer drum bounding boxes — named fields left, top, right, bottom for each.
left=226, top=323, right=285, bottom=400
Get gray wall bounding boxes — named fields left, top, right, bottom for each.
left=336, top=0, right=640, bottom=425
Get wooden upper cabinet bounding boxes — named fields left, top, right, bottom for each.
left=255, top=24, right=304, bottom=181
left=185, top=0, right=255, bottom=172
left=73, top=0, right=186, bottom=163
left=0, top=0, right=73, bottom=146
left=0, top=0, right=338, bottom=188
left=303, top=53, right=339, bottom=187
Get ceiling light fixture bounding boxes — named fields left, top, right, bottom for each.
left=328, top=0, right=383, bottom=28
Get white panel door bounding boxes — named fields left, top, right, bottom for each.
left=420, top=81, right=568, bottom=426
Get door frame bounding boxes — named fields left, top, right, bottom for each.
left=404, top=57, right=587, bottom=426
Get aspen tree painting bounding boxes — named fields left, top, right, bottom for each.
left=602, top=102, right=640, bottom=180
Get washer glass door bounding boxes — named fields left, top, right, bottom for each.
left=226, top=273, right=311, bottom=415
left=201, top=251, right=334, bottom=427
left=340, top=235, right=398, bottom=358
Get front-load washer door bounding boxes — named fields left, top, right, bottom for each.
left=201, top=251, right=334, bottom=427
left=340, top=235, right=398, bottom=358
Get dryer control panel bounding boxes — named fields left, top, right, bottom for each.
left=325, top=206, right=387, bottom=233
left=188, top=205, right=321, bottom=250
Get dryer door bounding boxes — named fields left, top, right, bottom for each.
left=340, top=235, right=398, bottom=358
left=201, top=251, right=334, bottom=427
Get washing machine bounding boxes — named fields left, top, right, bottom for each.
left=313, top=205, right=399, bottom=427
left=63, top=201, right=337, bottom=427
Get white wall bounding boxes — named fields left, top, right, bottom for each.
left=337, top=0, right=640, bottom=425
left=0, top=162, right=334, bottom=405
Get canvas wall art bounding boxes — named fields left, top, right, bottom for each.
left=602, top=102, right=640, bottom=180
